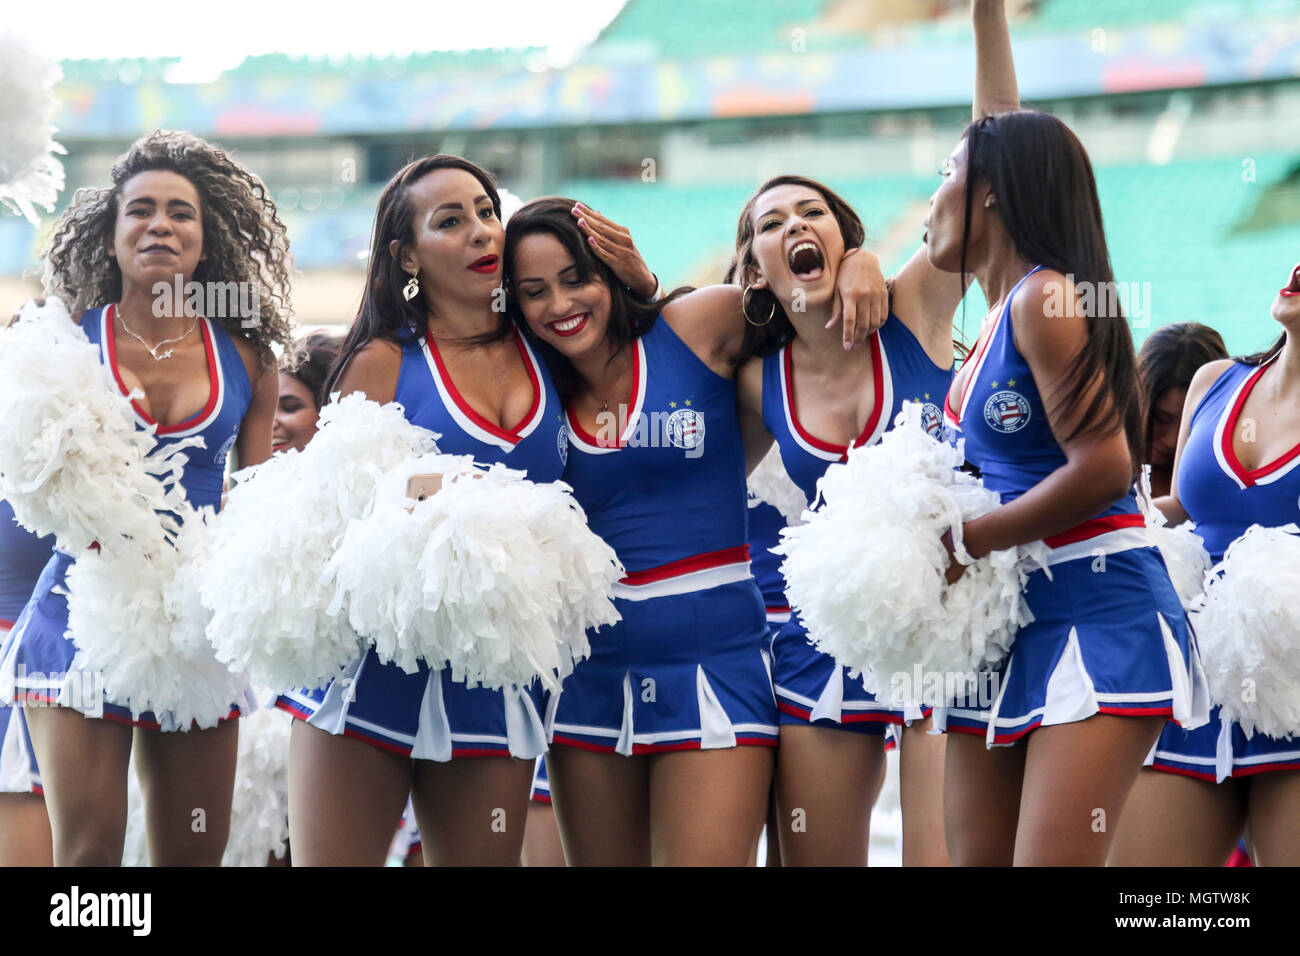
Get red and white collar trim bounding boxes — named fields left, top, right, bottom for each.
left=780, top=331, right=891, bottom=463
left=1213, top=357, right=1300, bottom=490
left=101, top=303, right=223, bottom=437
left=422, top=327, right=546, bottom=453
left=945, top=308, right=1002, bottom=428
left=566, top=337, right=647, bottom=456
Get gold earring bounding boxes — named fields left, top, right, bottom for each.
left=742, top=284, right=776, bottom=327
left=402, top=270, right=420, bottom=302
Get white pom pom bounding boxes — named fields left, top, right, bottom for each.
left=497, top=187, right=525, bottom=225
left=222, top=705, right=291, bottom=867
left=1136, top=465, right=1211, bottom=610
left=1194, top=524, right=1300, bottom=740
left=330, top=455, right=622, bottom=692
left=746, top=444, right=807, bottom=526
left=775, top=402, right=1045, bottom=707
left=0, top=32, right=66, bottom=223
left=202, top=394, right=439, bottom=691
left=0, top=298, right=197, bottom=557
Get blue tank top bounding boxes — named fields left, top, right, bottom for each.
left=83, top=304, right=252, bottom=512
left=394, top=324, right=566, bottom=480
left=0, top=500, right=54, bottom=623
left=943, top=268, right=1140, bottom=529
left=1176, top=359, right=1300, bottom=561
left=563, top=317, right=749, bottom=576
left=761, top=313, right=952, bottom=504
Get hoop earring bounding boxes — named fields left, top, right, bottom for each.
left=402, top=270, right=420, bottom=302
left=742, top=284, right=776, bottom=327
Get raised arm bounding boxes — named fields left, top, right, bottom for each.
left=889, top=0, right=1020, bottom=364
left=973, top=0, right=1020, bottom=119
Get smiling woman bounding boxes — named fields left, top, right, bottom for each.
left=0, top=129, right=292, bottom=867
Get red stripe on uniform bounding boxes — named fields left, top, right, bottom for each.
left=1043, top=512, right=1146, bottom=548
left=620, top=545, right=750, bottom=586
left=1097, top=705, right=1173, bottom=718
left=1232, top=760, right=1300, bottom=778
left=342, top=727, right=413, bottom=756
left=449, top=747, right=514, bottom=758
left=1150, top=762, right=1218, bottom=782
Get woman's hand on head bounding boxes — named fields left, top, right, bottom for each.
left=832, top=249, right=889, bottom=350
left=572, top=203, right=659, bottom=301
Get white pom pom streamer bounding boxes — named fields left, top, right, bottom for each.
left=0, top=31, right=66, bottom=224
left=201, top=394, right=439, bottom=691
left=64, top=537, right=253, bottom=731
left=222, top=705, right=292, bottom=866
left=1136, top=465, right=1211, bottom=611
left=775, top=402, right=1047, bottom=708
left=1194, top=524, right=1300, bottom=740
left=121, top=704, right=291, bottom=867
left=747, top=444, right=807, bottom=526
left=330, top=454, right=622, bottom=692
left=0, top=297, right=197, bottom=557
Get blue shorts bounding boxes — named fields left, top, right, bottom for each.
left=548, top=579, right=779, bottom=755
left=276, top=648, right=548, bottom=761
left=933, top=546, right=1208, bottom=747
left=1148, top=705, right=1300, bottom=782
left=772, top=616, right=918, bottom=737
left=0, top=552, right=253, bottom=732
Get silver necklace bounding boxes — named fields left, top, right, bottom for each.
left=118, top=312, right=199, bottom=361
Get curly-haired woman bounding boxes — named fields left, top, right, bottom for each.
left=0, top=130, right=293, bottom=866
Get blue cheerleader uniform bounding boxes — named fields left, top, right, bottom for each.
left=530, top=754, right=551, bottom=805
left=1146, top=357, right=1300, bottom=781
left=0, top=304, right=257, bottom=731
left=0, top=500, right=53, bottom=794
left=547, top=316, right=778, bottom=755
left=276, top=326, right=565, bottom=760
left=762, top=314, right=951, bottom=734
left=934, top=268, right=1208, bottom=745
left=748, top=500, right=792, bottom=637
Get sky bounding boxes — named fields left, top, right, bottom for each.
left=8, top=0, right=627, bottom=77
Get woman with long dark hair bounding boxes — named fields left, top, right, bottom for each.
left=924, top=105, right=1208, bottom=864
left=725, top=0, right=1020, bottom=868
left=503, top=193, right=886, bottom=864
left=1136, top=323, right=1228, bottom=497
left=278, top=155, right=658, bottom=865
left=0, top=130, right=290, bottom=865
left=1110, top=270, right=1300, bottom=866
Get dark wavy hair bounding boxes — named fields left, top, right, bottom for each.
left=325, top=155, right=504, bottom=396
left=280, top=331, right=344, bottom=409
left=503, top=196, right=682, bottom=402
left=41, top=129, right=294, bottom=360
left=733, top=175, right=866, bottom=362
left=1136, top=323, right=1228, bottom=463
left=961, top=110, right=1140, bottom=462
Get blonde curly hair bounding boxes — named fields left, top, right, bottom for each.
left=41, top=130, right=294, bottom=359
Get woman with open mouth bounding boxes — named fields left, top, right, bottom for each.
left=1109, top=262, right=1300, bottom=866
left=502, top=193, right=887, bottom=865
left=0, top=130, right=290, bottom=866
left=922, top=25, right=1208, bottom=867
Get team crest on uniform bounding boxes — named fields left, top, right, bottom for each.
left=666, top=408, right=706, bottom=450
left=556, top=421, right=569, bottom=465
left=983, top=390, right=1030, bottom=433
left=919, top=402, right=943, bottom=439
left=214, top=432, right=238, bottom=465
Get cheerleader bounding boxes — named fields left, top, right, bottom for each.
left=278, top=156, right=660, bottom=866
left=503, top=198, right=885, bottom=865
left=0, top=130, right=290, bottom=865
left=1111, top=266, right=1300, bottom=866
left=1136, top=323, right=1228, bottom=497
left=924, top=115, right=1207, bottom=863
left=273, top=331, right=343, bottom=454
left=0, top=499, right=53, bottom=866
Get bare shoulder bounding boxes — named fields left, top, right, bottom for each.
left=1186, top=358, right=1237, bottom=403
left=230, top=334, right=273, bottom=388
left=661, top=284, right=743, bottom=329
left=662, top=284, right=745, bottom=373
left=336, top=337, right=402, bottom=404
left=1009, top=269, right=1086, bottom=356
